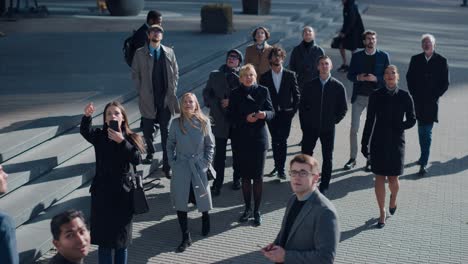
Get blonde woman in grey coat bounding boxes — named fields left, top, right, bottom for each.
left=167, top=92, right=215, bottom=253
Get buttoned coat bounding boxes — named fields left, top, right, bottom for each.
left=131, top=44, right=180, bottom=119
left=259, top=68, right=300, bottom=114
left=406, top=52, right=449, bottom=124
left=274, top=190, right=340, bottom=264
left=227, top=84, right=275, bottom=152
left=244, top=42, right=273, bottom=78
left=202, top=67, right=240, bottom=139
left=361, top=88, right=416, bottom=175
left=167, top=117, right=215, bottom=212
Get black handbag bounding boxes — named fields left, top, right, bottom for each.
left=331, top=35, right=342, bottom=49
left=123, top=165, right=150, bottom=215
left=207, top=164, right=216, bottom=181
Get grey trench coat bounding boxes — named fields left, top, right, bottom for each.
left=167, top=117, right=215, bottom=212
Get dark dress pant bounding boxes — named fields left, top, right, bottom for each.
left=141, top=106, right=171, bottom=171
left=301, top=127, right=335, bottom=190
left=267, top=111, right=294, bottom=173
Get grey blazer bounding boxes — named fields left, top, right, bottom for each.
left=274, top=190, right=340, bottom=264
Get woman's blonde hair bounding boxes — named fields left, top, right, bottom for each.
left=239, top=63, right=257, bottom=79
left=178, top=93, right=210, bottom=136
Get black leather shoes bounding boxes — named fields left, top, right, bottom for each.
left=364, top=160, right=372, bottom=172
left=418, top=165, right=427, bottom=176
left=266, top=168, right=278, bottom=177
left=163, top=169, right=172, bottom=179
left=253, top=211, right=262, bottom=227
left=143, top=154, right=153, bottom=164
left=389, top=206, right=397, bottom=215
left=239, top=209, right=252, bottom=223
left=176, top=233, right=192, bottom=253
left=278, top=171, right=287, bottom=180
left=232, top=179, right=241, bottom=190
left=343, top=159, right=356, bottom=170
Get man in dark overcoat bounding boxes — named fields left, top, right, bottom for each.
left=406, top=33, right=449, bottom=176
left=203, top=49, right=243, bottom=195
left=299, top=56, right=348, bottom=194
left=260, top=46, right=300, bottom=179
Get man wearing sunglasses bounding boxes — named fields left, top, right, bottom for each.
left=261, top=154, right=339, bottom=264
left=203, top=49, right=244, bottom=195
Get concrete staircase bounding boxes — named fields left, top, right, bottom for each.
left=0, top=0, right=356, bottom=262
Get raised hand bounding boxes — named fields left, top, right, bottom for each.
left=84, top=102, right=95, bottom=117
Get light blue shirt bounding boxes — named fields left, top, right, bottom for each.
left=149, top=45, right=161, bottom=60
left=319, top=74, right=332, bottom=88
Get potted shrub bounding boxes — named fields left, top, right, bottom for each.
left=242, top=0, right=271, bottom=15
left=201, top=3, right=234, bottom=34
left=106, top=0, right=144, bottom=16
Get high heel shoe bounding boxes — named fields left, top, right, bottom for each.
left=376, top=211, right=386, bottom=229
left=239, top=208, right=252, bottom=223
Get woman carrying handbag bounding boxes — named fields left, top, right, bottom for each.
left=80, top=101, right=144, bottom=264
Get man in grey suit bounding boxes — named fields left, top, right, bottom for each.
left=262, top=154, right=339, bottom=264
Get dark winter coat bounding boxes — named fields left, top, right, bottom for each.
left=289, top=41, right=325, bottom=88
left=340, top=0, right=365, bottom=51
left=361, top=88, right=416, bottom=176
left=406, top=52, right=449, bottom=124
left=202, top=65, right=241, bottom=139
left=299, top=76, right=348, bottom=132
left=80, top=116, right=142, bottom=249
left=227, top=84, right=274, bottom=152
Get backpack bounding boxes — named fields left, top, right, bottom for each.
left=123, top=30, right=136, bottom=67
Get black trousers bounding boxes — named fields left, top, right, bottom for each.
left=301, top=127, right=335, bottom=190
left=141, top=106, right=171, bottom=171
left=267, top=111, right=294, bottom=173
left=213, top=137, right=240, bottom=189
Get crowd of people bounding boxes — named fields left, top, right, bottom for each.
left=0, top=3, right=450, bottom=263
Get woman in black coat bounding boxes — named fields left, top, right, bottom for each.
left=361, top=65, right=416, bottom=228
left=228, top=64, right=274, bottom=227
left=80, top=101, right=144, bottom=263
left=337, top=0, right=364, bottom=72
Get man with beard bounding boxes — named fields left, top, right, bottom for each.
left=406, top=34, right=449, bottom=176
left=132, top=24, right=180, bottom=179
left=343, top=30, right=390, bottom=172
left=203, top=49, right=244, bottom=195
left=289, top=26, right=325, bottom=92
left=129, top=10, right=163, bottom=67
left=299, top=56, right=347, bottom=194
left=260, top=46, right=300, bottom=180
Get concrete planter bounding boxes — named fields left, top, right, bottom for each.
left=106, top=0, right=144, bottom=16
left=242, top=0, right=271, bottom=15
left=201, top=4, right=233, bottom=34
